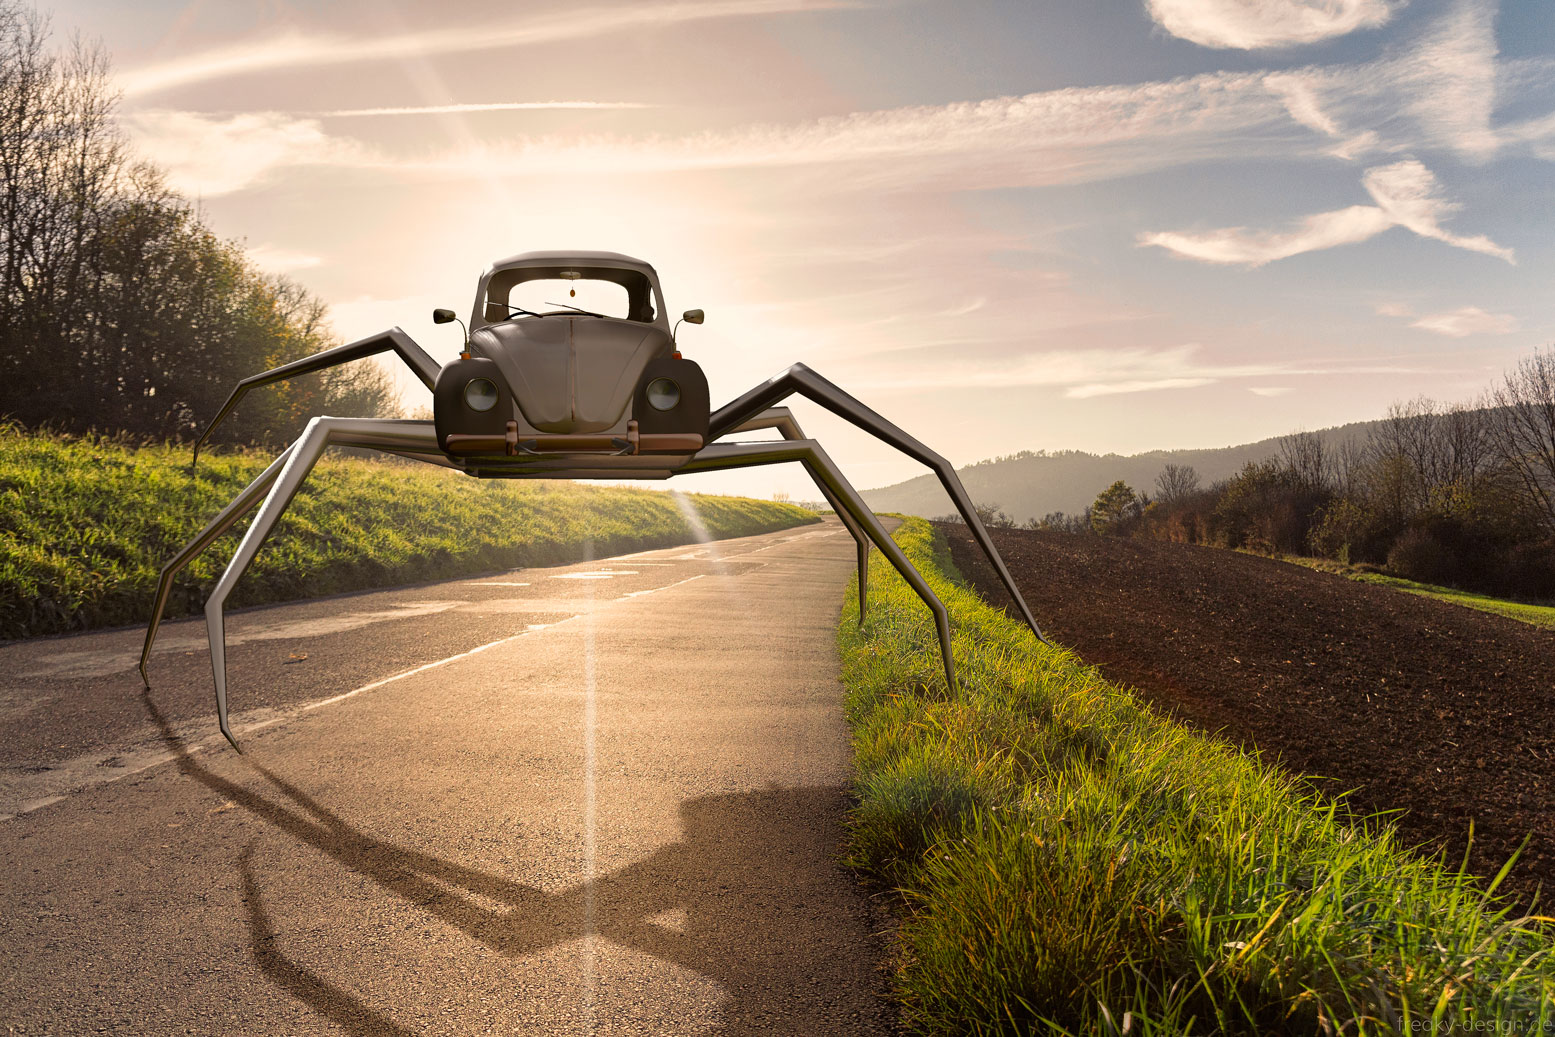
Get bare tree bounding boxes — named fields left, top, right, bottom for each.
left=1032, top=510, right=1090, bottom=534
left=1277, top=430, right=1330, bottom=491
left=1369, top=398, right=1432, bottom=511
left=0, top=5, right=126, bottom=376
left=973, top=500, right=1016, bottom=528
left=1365, top=396, right=1498, bottom=514
left=1439, top=401, right=1494, bottom=491
left=1331, top=434, right=1368, bottom=499
left=1487, top=347, right=1555, bottom=532
left=1154, top=463, right=1200, bottom=505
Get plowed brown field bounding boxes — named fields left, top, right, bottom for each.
left=938, top=523, right=1555, bottom=905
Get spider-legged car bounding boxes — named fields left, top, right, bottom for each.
left=142, top=251, right=1046, bottom=749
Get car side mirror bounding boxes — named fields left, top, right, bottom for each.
left=433, top=307, right=470, bottom=350
left=682, top=309, right=704, bottom=325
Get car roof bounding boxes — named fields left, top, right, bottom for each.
left=483, top=251, right=658, bottom=277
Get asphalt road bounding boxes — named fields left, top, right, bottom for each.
left=0, top=518, right=895, bottom=1035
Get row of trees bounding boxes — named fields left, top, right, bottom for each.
left=0, top=1, right=394, bottom=446
left=967, top=349, right=1555, bottom=601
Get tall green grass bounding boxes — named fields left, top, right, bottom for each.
left=0, top=427, right=817, bottom=640
left=840, top=518, right=1554, bottom=1035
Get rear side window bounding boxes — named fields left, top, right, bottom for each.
left=509, top=278, right=631, bottom=319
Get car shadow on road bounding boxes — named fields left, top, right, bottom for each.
left=141, top=691, right=890, bottom=1036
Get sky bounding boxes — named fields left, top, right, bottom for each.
left=39, top=0, right=1555, bottom=501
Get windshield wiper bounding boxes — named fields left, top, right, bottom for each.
left=543, top=301, right=609, bottom=318
left=490, top=302, right=545, bottom=321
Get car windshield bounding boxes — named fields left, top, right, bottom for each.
left=484, top=264, right=659, bottom=324
left=510, top=278, right=630, bottom=318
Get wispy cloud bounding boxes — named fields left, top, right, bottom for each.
left=1068, top=377, right=1216, bottom=397
left=1248, top=0, right=1537, bottom=163
left=1361, top=159, right=1512, bottom=260
left=938, top=297, right=988, bottom=318
left=1410, top=306, right=1518, bottom=336
left=407, top=72, right=1300, bottom=183
left=246, top=245, right=323, bottom=274
left=1249, top=386, right=1294, bottom=395
left=1263, top=71, right=1380, bottom=158
left=119, top=0, right=855, bottom=98
left=1378, top=302, right=1519, bottom=336
left=852, top=342, right=1425, bottom=397
left=1139, top=205, right=1392, bottom=266
left=309, top=101, right=655, bottom=118
left=1396, top=0, right=1499, bottom=161
left=1146, top=0, right=1400, bottom=49
left=1505, top=108, right=1555, bottom=158
left=1139, top=159, right=1513, bottom=265
left=123, top=110, right=363, bottom=196
left=125, top=71, right=1303, bottom=196
left=1262, top=72, right=1344, bottom=136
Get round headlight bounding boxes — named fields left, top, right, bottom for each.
left=463, top=377, right=499, bottom=412
left=646, top=377, right=680, bottom=411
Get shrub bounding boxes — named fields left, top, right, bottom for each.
left=1386, top=526, right=1460, bottom=585
left=1141, top=486, right=1218, bottom=545
left=1498, top=539, right=1555, bottom=601
left=1308, top=497, right=1393, bottom=565
left=1090, top=480, right=1141, bottom=535
left=1212, top=461, right=1330, bottom=554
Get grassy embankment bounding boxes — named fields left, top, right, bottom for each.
left=0, top=428, right=818, bottom=640
left=1292, top=556, right=1555, bottom=630
left=839, top=518, right=1554, bottom=1034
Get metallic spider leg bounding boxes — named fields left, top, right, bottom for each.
left=728, top=407, right=871, bottom=625
left=191, top=328, right=441, bottom=466
left=710, top=363, right=1047, bottom=644
left=139, top=443, right=298, bottom=687
left=681, top=440, right=957, bottom=692
left=202, top=418, right=442, bottom=750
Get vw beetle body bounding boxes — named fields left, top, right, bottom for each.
left=434, top=251, right=709, bottom=478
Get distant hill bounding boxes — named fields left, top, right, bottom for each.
left=862, top=417, right=1384, bottom=523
